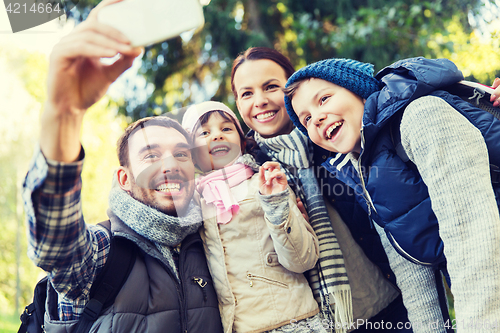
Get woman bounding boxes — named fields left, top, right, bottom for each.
left=230, top=47, right=411, bottom=332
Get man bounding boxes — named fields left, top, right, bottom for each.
left=22, top=0, right=223, bottom=331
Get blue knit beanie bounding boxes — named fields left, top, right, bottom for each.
left=284, top=58, right=381, bottom=135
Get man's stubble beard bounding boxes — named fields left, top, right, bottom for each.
left=128, top=176, right=184, bottom=217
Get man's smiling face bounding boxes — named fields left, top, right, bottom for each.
left=119, top=125, right=195, bottom=217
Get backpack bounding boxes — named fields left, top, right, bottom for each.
left=392, top=80, right=500, bottom=184
left=388, top=80, right=500, bottom=268
left=18, top=221, right=138, bottom=333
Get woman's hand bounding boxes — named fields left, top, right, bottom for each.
left=490, top=77, right=500, bottom=107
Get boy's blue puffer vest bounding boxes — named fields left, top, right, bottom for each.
left=313, top=146, right=397, bottom=284
left=323, top=57, right=500, bottom=266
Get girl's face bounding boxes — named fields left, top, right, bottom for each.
left=193, top=113, right=243, bottom=172
left=233, top=59, right=294, bottom=138
left=291, top=78, right=365, bottom=154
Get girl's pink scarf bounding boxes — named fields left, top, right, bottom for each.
left=196, top=163, right=254, bottom=224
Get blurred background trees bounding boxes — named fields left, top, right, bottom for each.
left=1, top=0, right=500, bottom=329
left=0, top=49, right=43, bottom=321
left=71, top=0, right=500, bottom=122
left=0, top=46, right=126, bottom=330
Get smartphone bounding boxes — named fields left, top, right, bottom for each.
left=459, top=80, right=495, bottom=95
left=97, top=0, right=205, bottom=47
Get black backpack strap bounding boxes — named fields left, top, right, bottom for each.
left=391, top=82, right=500, bottom=182
left=443, top=81, right=500, bottom=121
left=18, top=277, right=48, bottom=333
left=73, top=220, right=137, bottom=333
left=442, top=82, right=500, bottom=184
left=18, top=220, right=137, bottom=333
left=97, top=219, right=112, bottom=233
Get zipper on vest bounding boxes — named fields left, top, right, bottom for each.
left=159, top=255, right=185, bottom=331
left=178, top=234, right=206, bottom=333
left=179, top=241, right=191, bottom=333
left=386, top=231, right=433, bottom=266
left=193, top=277, right=208, bottom=301
left=358, top=128, right=377, bottom=217
left=174, top=274, right=187, bottom=333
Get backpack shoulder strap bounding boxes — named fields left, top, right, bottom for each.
left=443, top=80, right=500, bottom=120
left=391, top=81, right=500, bottom=184
left=18, top=277, right=48, bottom=333
left=73, top=220, right=137, bottom=333
left=18, top=220, right=137, bottom=333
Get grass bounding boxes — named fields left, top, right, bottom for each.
left=0, top=313, right=19, bottom=333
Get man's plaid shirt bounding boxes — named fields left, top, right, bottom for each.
left=22, top=145, right=111, bottom=321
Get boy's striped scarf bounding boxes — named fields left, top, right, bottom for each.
left=255, top=129, right=353, bottom=332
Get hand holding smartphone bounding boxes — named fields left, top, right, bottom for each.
left=97, top=0, right=205, bottom=47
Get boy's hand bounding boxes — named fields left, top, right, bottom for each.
left=259, top=162, right=287, bottom=195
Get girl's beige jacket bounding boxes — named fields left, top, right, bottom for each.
left=199, top=174, right=320, bottom=333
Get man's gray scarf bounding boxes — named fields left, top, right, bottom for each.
left=109, top=186, right=202, bottom=280
left=255, top=129, right=353, bottom=332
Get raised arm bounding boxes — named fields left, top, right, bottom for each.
left=23, top=0, right=142, bottom=306
left=41, top=0, right=142, bottom=162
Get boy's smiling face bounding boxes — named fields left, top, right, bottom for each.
left=291, top=78, right=365, bottom=154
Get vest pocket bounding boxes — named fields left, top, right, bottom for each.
left=246, top=273, right=289, bottom=289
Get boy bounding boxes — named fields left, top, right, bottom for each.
left=284, top=57, right=500, bottom=333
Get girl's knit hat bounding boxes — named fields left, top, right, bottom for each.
left=284, top=58, right=381, bottom=135
left=182, top=101, right=243, bottom=134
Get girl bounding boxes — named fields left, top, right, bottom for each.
left=230, top=47, right=407, bottom=332
left=182, top=101, right=326, bottom=333
left=284, top=57, right=500, bottom=332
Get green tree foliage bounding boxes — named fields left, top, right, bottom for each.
left=428, top=16, right=500, bottom=83
left=68, top=0, right=499, bottom=122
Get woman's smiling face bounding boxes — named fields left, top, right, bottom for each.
left=233, top=59, right=294, bottom=138
left=291, top=78, right=365, bottom=154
